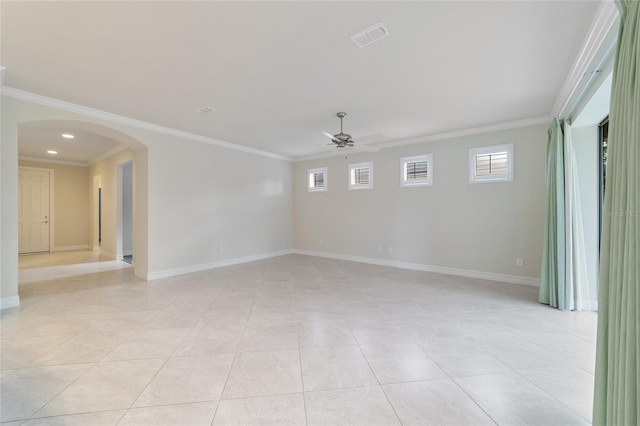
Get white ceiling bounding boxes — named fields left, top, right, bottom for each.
left=18, top=124, right=122, bottom=165
left=2, top=1, right=601, bottom=160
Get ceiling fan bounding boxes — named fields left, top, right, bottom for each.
left=322, top=112, right=379, bottom=152
left=323, top=112, right=354, bottom=148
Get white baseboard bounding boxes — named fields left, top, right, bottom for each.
left=146, top=249, right=294, bottom=281
left=0, top=295, right=21, bottom=309
left=52, top=244, right=90, bottom=252
left=293, top=249, right=540, bottom=287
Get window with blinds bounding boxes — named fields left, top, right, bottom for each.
left=308, top=167, right=327, bottom=192
left=469, top=143, right=514, bottom=183
left=401, top=154, right=433, bottom=187
left=349, top=161, right=373, bottom=190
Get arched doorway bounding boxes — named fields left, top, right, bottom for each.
left=16, top=119, right=149, bottom=286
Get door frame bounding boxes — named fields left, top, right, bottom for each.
left=18, top=166, right=55, bottom=253
left=116, top=160, right=133, bottom=261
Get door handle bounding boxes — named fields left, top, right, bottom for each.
left=42, top=220, right=49, bottom=224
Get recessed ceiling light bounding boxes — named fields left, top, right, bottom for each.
left=47, top=150, right=58, bottom=154
left=61, top=133, right=75, bottom=139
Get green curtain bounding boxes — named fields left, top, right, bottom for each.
left=539, top=118, right=566, bottom=309
left=593, top=0, right=639, bottom=424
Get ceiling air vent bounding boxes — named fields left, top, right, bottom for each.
left=196, top=105, right=216, bottom=113
left=351, top=22, right=390, bottom=48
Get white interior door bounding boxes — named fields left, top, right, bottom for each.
left=19, top=168, right=51, bottom=254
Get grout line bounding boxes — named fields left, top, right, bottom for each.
left=25, top=361, right=102, bottom=420
left=512, top=368, right=593, bottom=424
left=295, top=310, right=309, bottom=426
left=23, top=407, right=129, bottom=423
left=209, top=294, right=256, bottom=423
left=415, top=340, right=500, bottom=426
left=122, top=296, right=211, bottom=416
left=344, top=319, right=405, bottom=426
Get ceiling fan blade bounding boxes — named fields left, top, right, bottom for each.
left=322, top=131, right=336, bottom=140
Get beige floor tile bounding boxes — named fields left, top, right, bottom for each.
left=0, top=314, right=88, bottom=338
left=134, top=354, right=234, bottom=406
left=0, top=335, right=74, bottom=369
left=144, top=308, right=203, bottom=330
left=0, top=364, right=92, bottom=422
left=360, top=343, right=447, bottom=384
left=120, top=402, right=218, bottom=426
left=519, top=366, right=594, bottom=422
left=429, top=351, right=511, bottom=377
left=383, top=379, right=495, bottom=425
left=197, top=307, right=251, bottom=328
left=455, top=372, right=590, bottom=425
left=297, top=320, right=356, bottom=348
left=212, top=393, right=305, bottom=426
left=300, top=345, right=377, bottom=391
left=172, top=325, right=242, bottom=357
left=30, top=330, right=130, bottom=366
left=222, top=349, right=302, bottom=399
left=34, top=359, right=165, bottom=417
left=246, top=306, right=297, bottom=327
left=103, top=328, right=188, bottom=361
left=305, top=386, right=400, bottom=426
left=239, top=324, right=299, bottom=352
left=21, top=410, right=126, bottom=426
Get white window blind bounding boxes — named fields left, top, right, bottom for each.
left=469, top=144, right=514, bottom=183
left=349, top=162, right=373, bottom=190
left=401, top=154, right=433, bottom=187
left=308, top=167, right=327, bottom=191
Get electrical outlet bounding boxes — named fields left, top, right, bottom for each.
left=516, top=258, right=524, bottom=266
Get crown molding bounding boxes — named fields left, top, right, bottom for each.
left=551, top=1, right=619, bottom=118
left=88, top=144, right=130, bottom=166
left=294, top=115, right=551, bottom=162
left=1, top=86, right=292, bottom=162
left=18, top=156, right=87, bottom=167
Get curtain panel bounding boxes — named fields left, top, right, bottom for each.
left=593, top=0, right=639, bottom=424
left=539, top=118, right=566, bottom=309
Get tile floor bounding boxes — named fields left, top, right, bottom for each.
left=1, top=252, right=597, bottom=425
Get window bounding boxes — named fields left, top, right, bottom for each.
left=469, top=143, right=514, bottom=183
left=401, top=154, right=433, bottom=187
left=308, top=167, right=327, bottom=192
left=349, top=161, right=373, bottom=190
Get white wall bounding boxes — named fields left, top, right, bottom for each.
left=146, top=133, right=292, bottom=277
left=1, top=97, right=20, bottom=308
left=294, top=124, right=548, bottom=284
